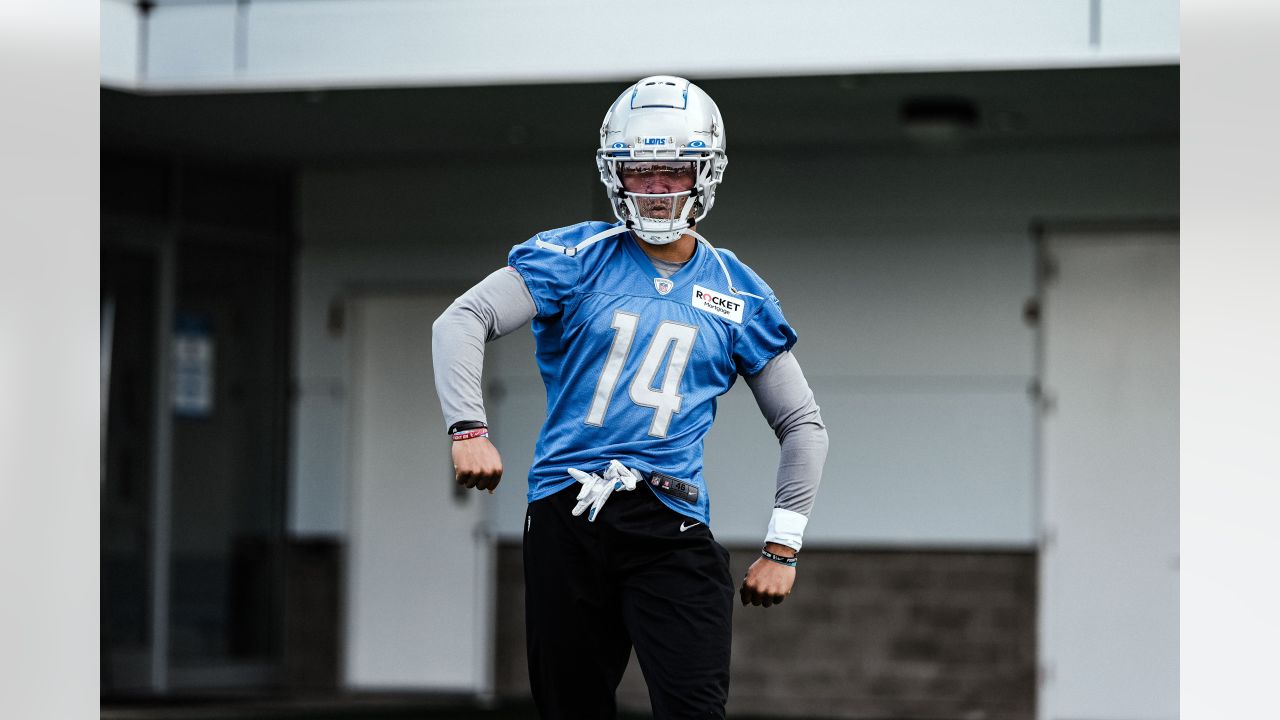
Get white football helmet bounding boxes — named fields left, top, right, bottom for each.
left=596, top=76, right=728, bottom=244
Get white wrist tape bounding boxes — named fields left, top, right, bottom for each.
left=765, top=508, right=808, bottom=551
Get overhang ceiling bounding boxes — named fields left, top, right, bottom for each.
left=101, top=65, right=1177, bottom=165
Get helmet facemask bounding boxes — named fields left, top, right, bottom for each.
left=598, top=150, right=725, bottom=245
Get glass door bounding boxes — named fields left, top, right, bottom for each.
left=166, top=237, right=289, bottom=689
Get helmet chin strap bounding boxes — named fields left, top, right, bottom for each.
left=683, top=228, right=765, bottom=300
left=631, top=226, right=687, bottom=245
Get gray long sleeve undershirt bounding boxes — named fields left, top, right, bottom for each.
left=430, top=266, right=827, bottom=517
left=431, top=267, right=533, bottom=427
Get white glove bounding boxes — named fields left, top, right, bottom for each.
left=568, top=460, right=639, bottom=522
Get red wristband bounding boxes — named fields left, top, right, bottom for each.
left=451, top=429, right=490, bottom=441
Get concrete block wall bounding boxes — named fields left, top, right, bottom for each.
left=494, top=543, right=1036, bottom=720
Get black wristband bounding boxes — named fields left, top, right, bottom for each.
left=448, top=420, right=487, bottom=435
left=761, top=548, right=798, bottom=567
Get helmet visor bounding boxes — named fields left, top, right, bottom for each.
left=618, top=161, right=697, bottom=192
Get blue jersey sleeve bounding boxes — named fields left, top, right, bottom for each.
left=507, top=235, right=582, bottom=318
left=734, top=293, right=799, bottom=376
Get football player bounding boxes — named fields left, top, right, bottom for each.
left=432, top=75, right=828, bottom=720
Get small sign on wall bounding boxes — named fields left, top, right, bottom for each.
left=173, top=313, right=215, bottom=418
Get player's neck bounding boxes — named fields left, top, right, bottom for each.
left=633, top=231, right=697, bottom=264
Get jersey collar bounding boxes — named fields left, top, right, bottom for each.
left=620, top=230, right=703, bottom=291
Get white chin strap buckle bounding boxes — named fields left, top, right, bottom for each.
left=569, top=460, right=640, bottom=522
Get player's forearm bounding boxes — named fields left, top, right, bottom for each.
left=772, top=418, right=829, bottom=516
left=431, top=267, right=537, bottom=431
left=745, top=351, right=829, bottom=551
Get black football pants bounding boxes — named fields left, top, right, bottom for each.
left=523, top=482, right=734, bottom=720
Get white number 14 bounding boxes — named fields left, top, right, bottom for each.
left=584, top=311, right=699, bottom=438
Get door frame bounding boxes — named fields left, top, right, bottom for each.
left=102, top=218, right=177, bottom=694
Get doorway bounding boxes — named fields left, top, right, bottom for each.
left=343, top=292, right=494, bottom=694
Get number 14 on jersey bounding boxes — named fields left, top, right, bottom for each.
left=584, top=310, right=699, bottom=438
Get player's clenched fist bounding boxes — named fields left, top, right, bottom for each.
left=452, top=436, right=503, bottom=492
left=739, top=545, right=797, bottom=608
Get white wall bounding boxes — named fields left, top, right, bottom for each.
left=103, top=0, right=1179, bottom=92
left=290, top=142, right=1178, bottom=546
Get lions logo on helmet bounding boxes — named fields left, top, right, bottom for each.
left=595, top=76, right=728, bottom=245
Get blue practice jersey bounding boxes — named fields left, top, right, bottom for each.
left=508, top=221, right=797, bottom=525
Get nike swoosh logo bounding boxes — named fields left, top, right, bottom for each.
left=679, top=521, right=701, bottom=532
